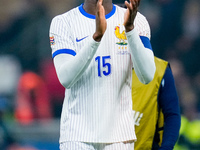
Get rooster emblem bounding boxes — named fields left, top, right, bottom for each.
left=114, top=26, right=127, bottom=45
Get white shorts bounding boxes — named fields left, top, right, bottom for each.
left=60, top=141, right=134, bottom=150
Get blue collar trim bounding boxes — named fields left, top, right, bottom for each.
left=78, top=4, right=116, bottom=19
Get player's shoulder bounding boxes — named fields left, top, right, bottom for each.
left=136, top=11, right=148, bottom=23
left=114, top=4, right=126, bottom=13
left=114, top=4, right=148, bottom=24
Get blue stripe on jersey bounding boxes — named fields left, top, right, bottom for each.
left=140, top=36, right=153, bottom=51
left=79, top=4, right=116, bottom=19
left=52, top=49, right=76, bottom=58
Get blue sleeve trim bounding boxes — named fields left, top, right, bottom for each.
left=140, top=36, right=153, bottom=51
left=52, top=49, right=76, bottom=58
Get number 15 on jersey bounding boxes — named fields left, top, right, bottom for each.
left=95, top=56, right=111, bottom=77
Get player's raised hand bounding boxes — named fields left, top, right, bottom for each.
left=93, top=0, right=107, bottom=42
left=124, top=0, right=141, bottom=32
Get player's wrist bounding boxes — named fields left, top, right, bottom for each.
left=93, top=32, right=103, bottom=42
left=125, top=24, right=134, bottom=32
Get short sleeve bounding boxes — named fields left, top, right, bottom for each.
left=49, top=16, right=75, bottom=55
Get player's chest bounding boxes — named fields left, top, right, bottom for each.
left=72, top=19, right=130, bottom=56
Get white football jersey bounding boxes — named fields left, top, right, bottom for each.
left=49, top=4, right=151, bottom=143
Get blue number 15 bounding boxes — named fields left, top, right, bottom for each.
left=95, top=56, right=111, bottom=77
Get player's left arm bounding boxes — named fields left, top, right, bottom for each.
left=158, top=65, right=181, bottom=150
left=124, top=0, right=156, bottom=84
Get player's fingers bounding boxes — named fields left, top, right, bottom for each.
left=97, top=0, right=104, bottom=12
left=125, top=1, right=132, bottom=12
left=135, top=0, right=140, bottom=7
left=130, top=0, right=139, bottom=9
left=124, top=1, right=129, bottom=8
left=98, top=0, right=103, bottom=5
left=97, top=1, right=105, bottom=19
left=128, top=0, right=134, bottom=7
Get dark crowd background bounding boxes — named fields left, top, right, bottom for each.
left=0, top=0, right=199, bottom=149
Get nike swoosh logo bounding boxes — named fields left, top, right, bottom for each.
left=76, top=36, right=89, bottom=42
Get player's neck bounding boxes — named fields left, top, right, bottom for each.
left=83, top=0, right=113, bottom=16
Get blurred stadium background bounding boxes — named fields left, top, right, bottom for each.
left=0, top=0, right=200, bottom=149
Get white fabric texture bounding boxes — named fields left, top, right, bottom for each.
left=60, top=141, right=134, bottom=150
left=49, top=4, right=155, bottom=143
left=126, top=29, right=155, bottom=84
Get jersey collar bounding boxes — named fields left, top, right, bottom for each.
left=78, top=4, right=116, bottom=19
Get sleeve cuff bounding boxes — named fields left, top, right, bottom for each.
left=125, top=28, right=138, bottom=37
left=91, top=36, right=101, bottom=47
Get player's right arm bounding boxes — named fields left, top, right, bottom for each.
left=49, top=0, right=106, bottom=89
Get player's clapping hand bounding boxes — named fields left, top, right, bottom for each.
left=124, top=0, right=141, bottom=32
left=93, top=0, right=107, bottom=42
